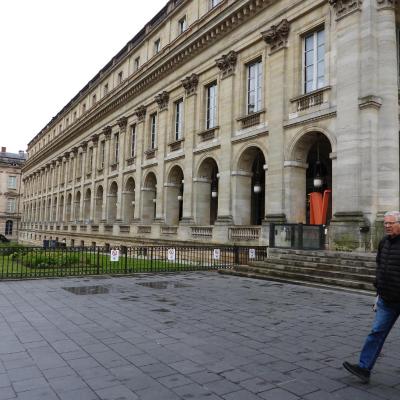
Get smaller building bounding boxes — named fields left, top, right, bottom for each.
left=0, top=147, right=26, bottom=241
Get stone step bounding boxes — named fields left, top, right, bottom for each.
left=237, top=263, right=374, bottom=283
left=268, top=248, right=376, bottom=263
left=267, top=253, right=376, bottom=269
left=219, top=266, right=375, bottom=292
left=250, top=258, right=375, bottom=275
left=218, top=269, right=374, bottom=295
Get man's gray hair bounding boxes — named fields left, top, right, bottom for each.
left=384, top=211, right=400, bottom=222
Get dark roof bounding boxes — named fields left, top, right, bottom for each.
left=0, top=151, right=26, bottom=166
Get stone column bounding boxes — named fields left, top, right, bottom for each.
left=78, top=142, right=87, bottom=221
left=133, top=106, right=146, bottom=221
left=180, top=75, right=199, bottom=224
left=101, top=127, right=112, bottom=222
left=214, top=52, right=238, bottom=225
left=154, top=92, right=169, bottom=223
left=116, top=117, right=128, bottom=222
left=262, top=19, right=290, bottom=224
left=89, top=135, right=99, bottom=221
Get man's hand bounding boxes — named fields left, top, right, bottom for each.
left=372, top=296, right=379, bottom=312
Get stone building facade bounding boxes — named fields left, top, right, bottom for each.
left=0, top=147, right=25, bottom=241
left=20, top=0, right=400, bottom=250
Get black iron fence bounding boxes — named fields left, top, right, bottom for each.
left=0, top=245, right=267, bottom=280
left=269, top=223, right=325, bottom=250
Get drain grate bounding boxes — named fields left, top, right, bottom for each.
left=62, top=285, right=110, bottom=295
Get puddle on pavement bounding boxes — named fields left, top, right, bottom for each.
left=137, top=281, right=192, bottom=289
left=62, top=285, right=110, bottom=295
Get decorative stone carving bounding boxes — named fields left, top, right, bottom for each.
left=80, top=141, right=88, bottom=151
left=91, top=133, right=99, bottom=144
left=155, top=91, right=170, bottom=111
left=181, top=74, right=199, bottom=96
left=134, top=105, right=147, bottom=122
left=102, top=126, right=112, bottom=139
left=216, top=50, right=238, bottom=77
left=116, top=116, right=128, bottom=131
left=329, top=0, right=363, bottom=19
left=376, top=0, right=396, bottom=9
left=261, top=19, right=290, bottom=53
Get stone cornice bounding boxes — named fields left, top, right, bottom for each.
left=261, top=19, right=290, bottom=53
left=329, top=0, right=362, bottom=20
left=24, top=0, right=274, bottom=170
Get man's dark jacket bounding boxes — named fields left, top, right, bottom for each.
left=376, top=235, right=400, bottom=303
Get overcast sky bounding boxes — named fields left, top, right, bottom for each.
left=0, top=0, right=167, bottom=154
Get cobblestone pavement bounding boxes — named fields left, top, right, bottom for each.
left=0, top=272, right=399, bottom=400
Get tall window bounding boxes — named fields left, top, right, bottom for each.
left=100, top=141, right=105, bottom=168
left=66, top=117, right=69, bottom=127
left=88, top=147, right=93, bottom=172
left=7, top=198, right=16, bottom=213
left=73, top=111, right=77, bottom=121
left=114, top=133, right=119, bottom=163
left=206, top=83, right=217, bottom=129
left=5, top=220, right=13, bottom=235
left=150, top=113, right=157, bottom=149
left=118, top=71, right=123, bottom=84
left=103, top=83, right=109, bottom=96
left=92, top=94, right=97, bottom=106
left=304, top=28, right=325, bottom=93
left=154, top=39, right=161, bottom=54
left=178, top=16, right=187, bottom=34
left=210, top=0, right=221, bottom=8
left=134, top=57, right=140, bottom=71
left=247, top=59, right=262, bottom=114
left=78, top=153, right=83, bottom=176
left=130, top=125, right=136, bottom=158
left=175, top=99, right=184, bottom=140
left=8, top=176, right=17, bottom=189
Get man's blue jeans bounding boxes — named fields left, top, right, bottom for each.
left=359, top=297, right=400, bottom=371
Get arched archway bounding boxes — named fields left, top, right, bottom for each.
left=122, top=177, right=135, bottom=223
left=74, top=191, right=81, bottom=222
left=65, top=193, right=72, bottom=222
left=235, top=147, right=266, bottom=225
left=95, top=186, right=103, bottom=223
left=59, top=195, right=64, bottom=222
left=286, top=131, right=333, bottom=224
left=5, top=220, right=13, bottom=236
left=142, top=172, right=157, bottom=223
left=166, top=165, right=184, bottom=225
left=107, top=182, right=118, bottom=222
left=84, top=188, right=91, bottom=222
left=195, top=158, right=219, bottom=225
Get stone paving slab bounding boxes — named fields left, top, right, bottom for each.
left=0, top=272, right=398, bottom=399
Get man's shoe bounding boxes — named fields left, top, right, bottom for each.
left=343, top=361, right=370, bottom=383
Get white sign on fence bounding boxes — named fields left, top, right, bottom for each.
left=213, top=249, right=221, bottom=260
left=167, top=248, right=176, bottom=261
left=110, top=249, right=120, bottom=262
left=249, top=248, right=256, bottom=259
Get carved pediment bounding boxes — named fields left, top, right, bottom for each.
left=134, top=105, right=147, bottom=121
left=181, top=74, right=199, bottom=96
left=216, top=50, right=238, bottom=77
left=261, top=19, right=290, bottom=53
left=155, top=91, right=170, bottom=111
left=329, top=0, right=362, bottom=19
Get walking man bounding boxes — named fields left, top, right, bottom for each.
left=343, top=211, right=400, bottom=383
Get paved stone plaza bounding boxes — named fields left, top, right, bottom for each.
left=0, top=272, right=399, bottom=400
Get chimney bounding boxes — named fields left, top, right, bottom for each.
left=1, top=147, right=6, bottom=153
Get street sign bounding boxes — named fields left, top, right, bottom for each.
left=167, top=248, right=176, bottom=261
left=213, top=249, right=221, bottom=260
left=110, top=249, right=120, bottom=262
left=249, top=248, right=256, bottom=259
